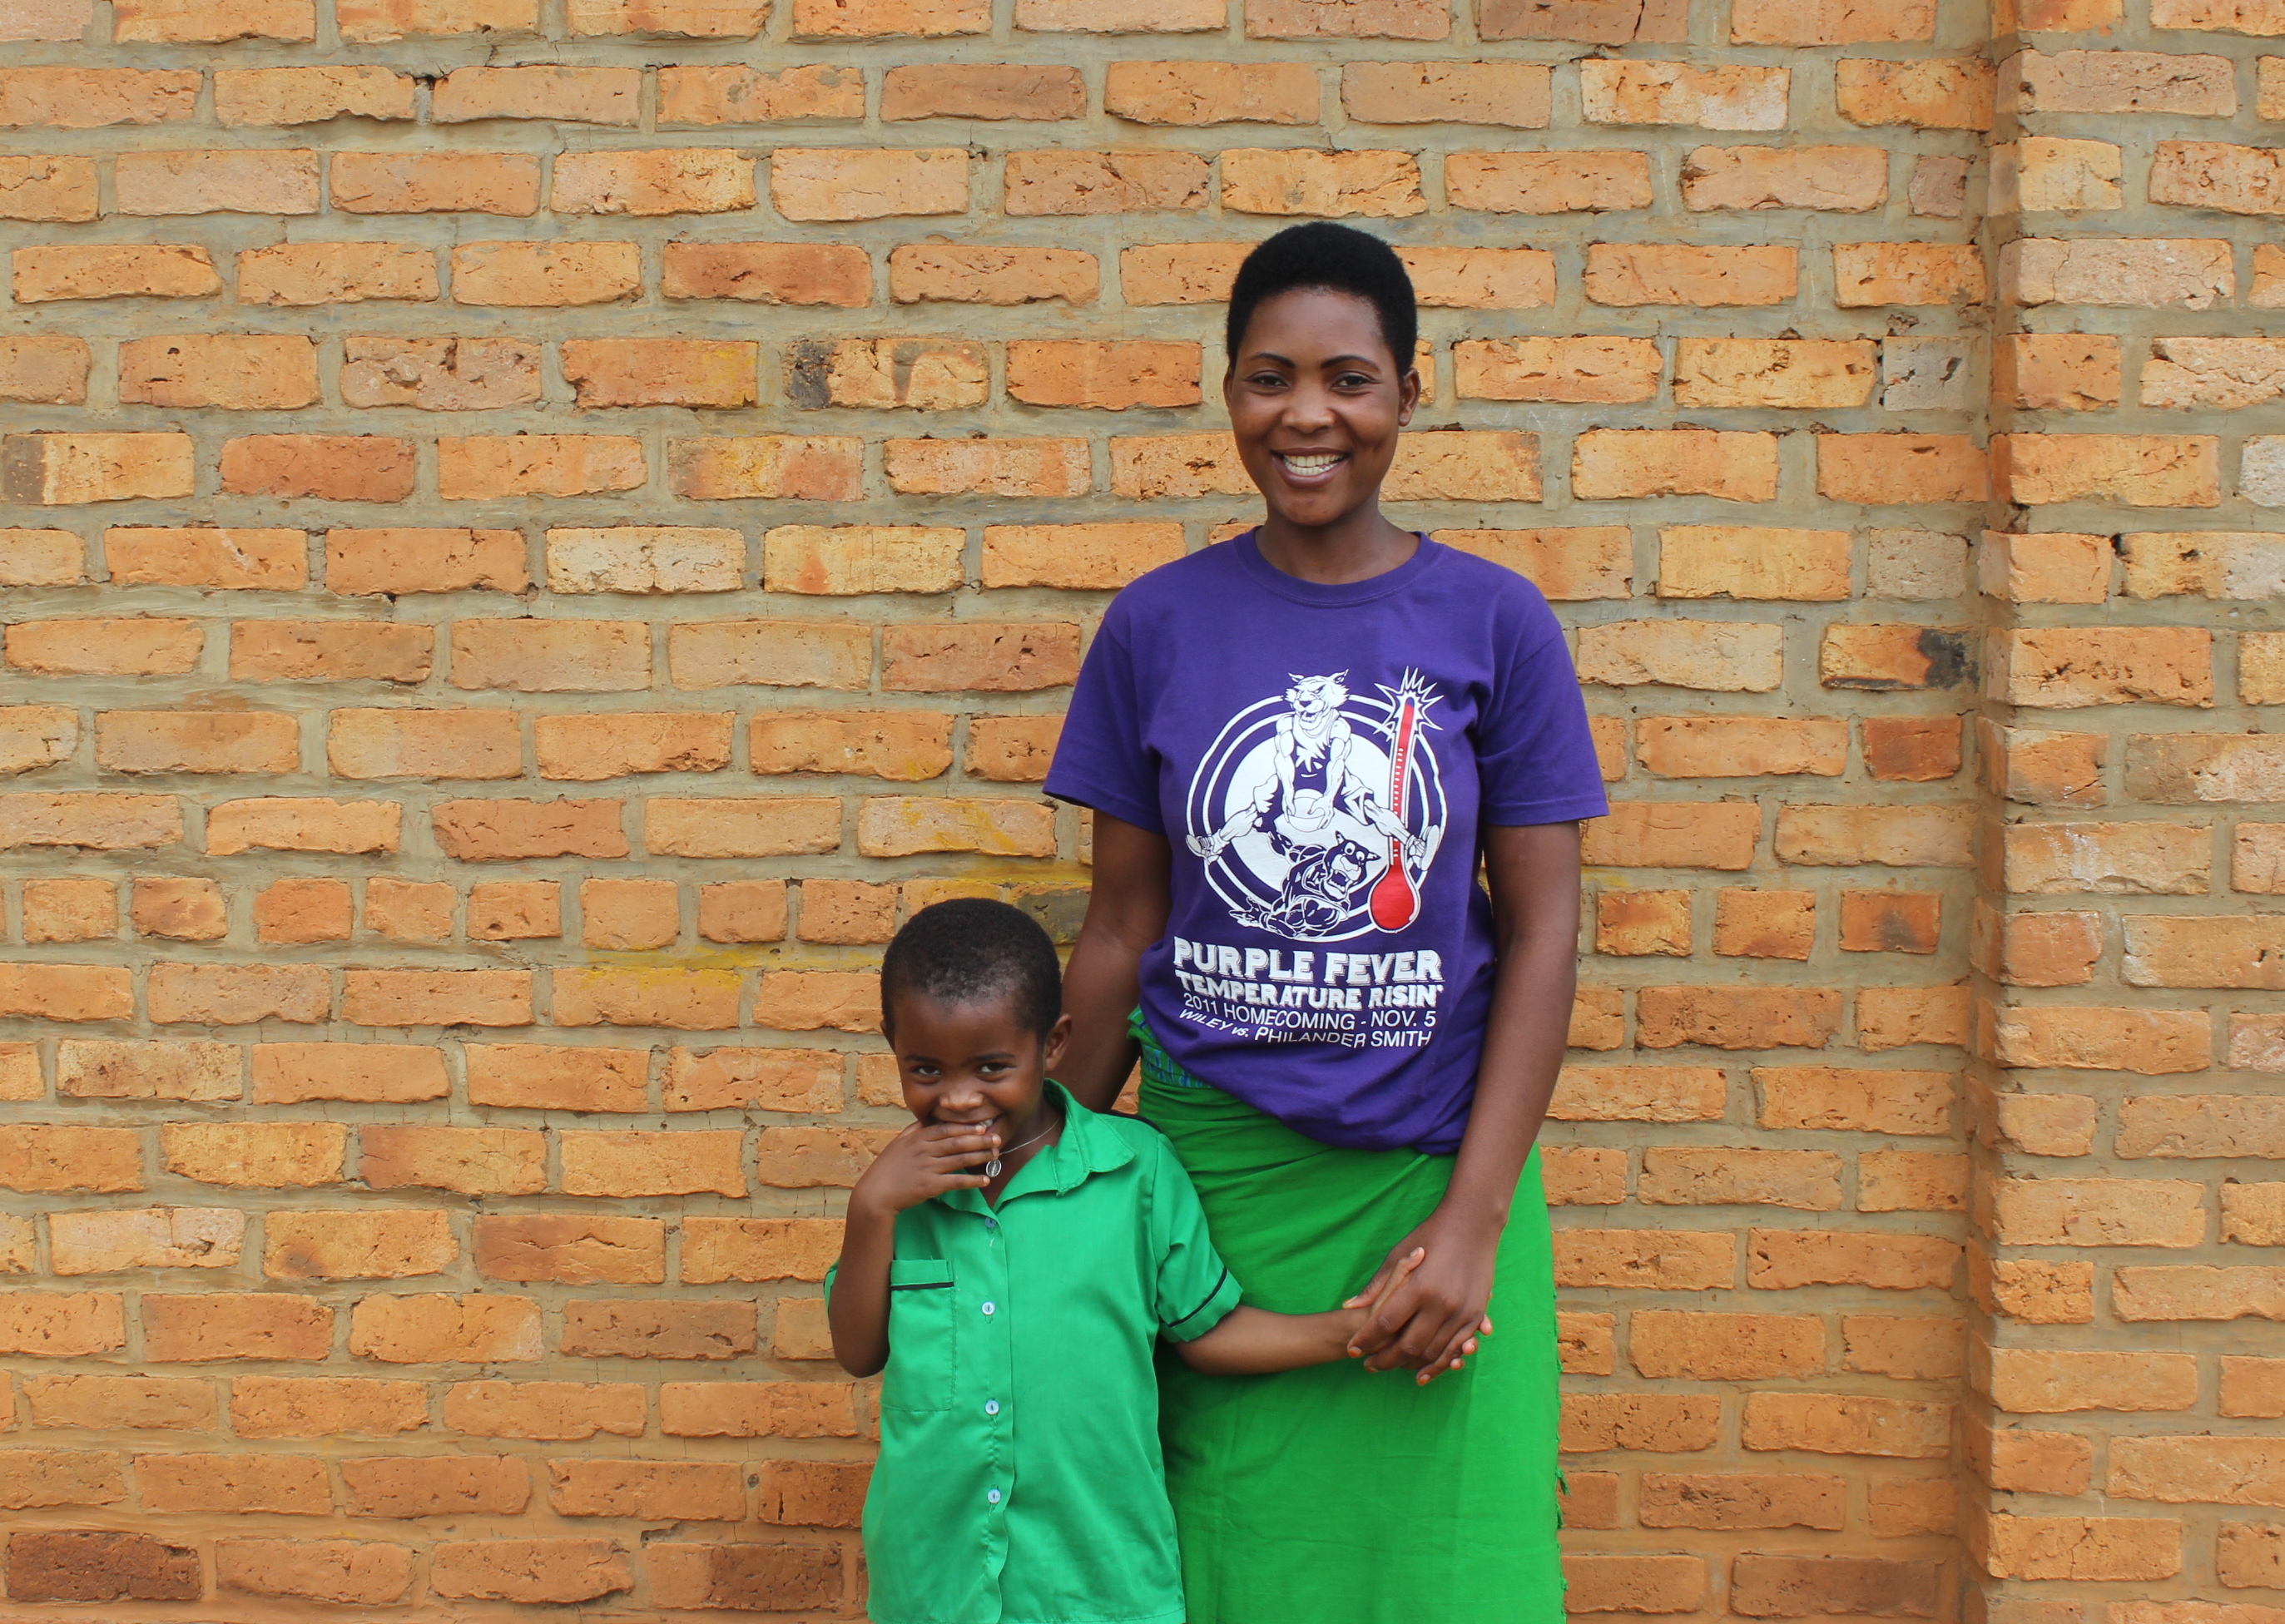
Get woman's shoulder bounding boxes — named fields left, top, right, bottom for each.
left=1120, top=542, right=1242, bottom=601
left=1417, top=542, right=1565, bottom=642
left=1090, top=542, right=1246, bottom=643
left=1424, top=541, right=1557, bottom=608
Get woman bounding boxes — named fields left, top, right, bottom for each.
left=1045, top=222, right=1608, bottom=1622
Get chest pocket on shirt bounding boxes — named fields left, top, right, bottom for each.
left=883, top=1259, right=957, bottom=1413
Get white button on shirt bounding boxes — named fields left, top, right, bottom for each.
left=987, top=1489, right=1003, bottom=1505
left=985, top=1400, right=1001, bottom=1416
left=981, top=1300, right=996, bottom=1315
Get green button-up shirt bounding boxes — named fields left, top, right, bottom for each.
left=838, top=1083, right=1242, bottom=1624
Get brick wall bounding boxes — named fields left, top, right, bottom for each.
left=0, top=0, right=2273, bottom=1618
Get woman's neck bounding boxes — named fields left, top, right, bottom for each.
left=1252, top=504, right=1420, bottom=586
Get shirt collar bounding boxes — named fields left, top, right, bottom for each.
left=937, top=1082, right=1135, bottom=1214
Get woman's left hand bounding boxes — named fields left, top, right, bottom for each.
left=1344, top=1203, right=1502, bottom=1381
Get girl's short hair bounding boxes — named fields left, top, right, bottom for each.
left=880, top=898, right=1063, bottom=1040
left=1225, top=222, right=1418, bottom=374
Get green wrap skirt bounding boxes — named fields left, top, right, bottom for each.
left=1138, top=1027, right=1565, bottom=1624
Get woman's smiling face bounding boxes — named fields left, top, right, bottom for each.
left=1224, top=286, right=1420, bottom=533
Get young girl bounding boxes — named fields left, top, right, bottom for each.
left=830, top=899, right=1430, bottom=1624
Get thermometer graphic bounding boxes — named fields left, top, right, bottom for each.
left=1368, top=691, right=1421, bottom=932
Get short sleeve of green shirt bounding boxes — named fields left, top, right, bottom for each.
left=1147, top=1135, right=1242, bottom=1342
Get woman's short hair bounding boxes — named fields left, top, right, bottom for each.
left=1225, top=222, right=1418, bottom=374
left=879, top=897, right=1063, bottom=1041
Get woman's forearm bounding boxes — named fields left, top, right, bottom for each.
left=1060, top=927, right=1146, bottom=1112
left=1445, top=928, right=1574, bottom=1225
left=1441, top=822, right=1584, bottom=1227
left=1058, top=814, right=1174, bottom=1112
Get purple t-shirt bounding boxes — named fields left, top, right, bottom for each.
left=1046, top=532, right=1609, bottom=1154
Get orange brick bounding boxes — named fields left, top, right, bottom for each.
left=1742, top=1392, right=1951, bottom=1458
left=1839, top=57, right=1995, bottom=127
left=359, top=329, right=541, bottom=405
left=137, top=1452, right=330, bottom=1514
left=1732, top=0, right=1933, bottom=35
left=447, top=884, right=557, bottom=948
left=252, top=879, right=351, bottom=945
left=659, top=63, right=863, bottom=123
left=1004, top=150, right=1207, bottom=215
left=220, top=434, right=414, bottom=503
left=1592, top=889, right=1697, bottom=963
left=250, top=1043, right=442, bottom=1105
left=215, top=64, right=416, bottom=126
left=340, top=1453, right=532, bottom=1514
left=1560, top=1393, right=1722, bottom=1452
left=362, top=1125, right=543, bottom=1195
left=363, top=879, right=452, bottom=944
left=22, top=879, right=116, bottom=943
left=466, top=1044, right=648, bottom=1112
left=1456, top=336, right=1660, bottom=404
left=1446, top=151, right=1651, bottom=213
left=1638, top=716, right=1847, bottom=777
left=1996, top=433, right=2221, bottom=508
left=439, top=434, right=644, bottom=499
left=1222, top=148, right=1425, bottom=215
left=476, top=1216, right=665, bottom=1285
left=1639, top=1471, right=1844, bottom=1530
left=144, top=1292, right=330, bottom=1362
left=1978, top=1513, right=2182, bottom=1582
left=216, top=1538, right=413, bottom=1605
left=667, top=240, right=870, bottom=304
left=0, top=961, right=136, bottom=1019
left=330, top=151, right=536, bottom=215
left=667, top=1047, right=837, bottom=1112
left=1838, top=889, right=1942, bottom=953
left=341, top=968, right=532, bottom=1027
left=554, top=968, right=741, bottom=1031
left=444, top=1380, right=644, bottom=1439
left=1715, top=889, right=1817, bottom=958
left=657, top=1379, right=857, bottom=1436
left=22, top=1373, right=216, bottom=1431
left=347, top=1295, right=542, bottom=1364
left=0, top=335, right=89, bottom=404
left=0, top=156, right=97, bottom=224
left=670, top=435, right=862, bottom=501
left=263, top=1211, right=455, bottom=1281
left=569, top=0, right=764, bottom=31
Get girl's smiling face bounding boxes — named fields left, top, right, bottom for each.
left=1224, top=286, right=1420, bottom=533
left=887, top=991, right=1071, bottom=1155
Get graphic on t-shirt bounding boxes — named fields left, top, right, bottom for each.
left=1184, top=671, right=1445, bottom=942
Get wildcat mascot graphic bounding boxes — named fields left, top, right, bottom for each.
left=1186, top=671, right=1446, bottom=941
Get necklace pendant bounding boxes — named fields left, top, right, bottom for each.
left=984, top=1156, right=1003, bottom=1180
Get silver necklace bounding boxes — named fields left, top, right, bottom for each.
left=984, top=1116, right=1057, bottom=1181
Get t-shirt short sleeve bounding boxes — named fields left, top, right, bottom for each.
left=1146, top=1140, right=1242, bottom=1343
left=1475, top=591, right=1611, bottom=828
left=1043, top=607, right=1166, bottom=836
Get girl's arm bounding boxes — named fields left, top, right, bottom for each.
left=1172, top=1305, right=1362, bottom=1376
left=1058, top=812, right=1172, bottom=1112
left=829, top=1121, right=1001, bottom=1377
left=827, top=1201, right=897, bottom=1379
left=1347, top=821, right=1582, bottom=1379
left=1173, top=1250, right=1431, bottom=1376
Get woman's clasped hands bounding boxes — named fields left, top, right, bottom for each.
left=1341, top=1211, right=1500, bottom=1385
